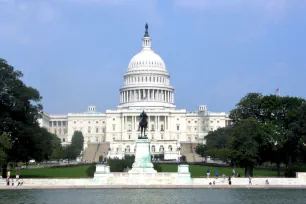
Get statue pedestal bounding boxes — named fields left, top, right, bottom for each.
left=129, top=138, right=157, bottom=174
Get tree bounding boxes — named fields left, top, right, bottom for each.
left=229, top=119, right=270, bottom=177
left=63, top=145, right=79, bottom=163
left=195, top=144, right=206, bottom=158
left=71, top=131, right=84, bottom=152
left=51, top=146, right=64, bottom=163
left=0, top=58, right=43, bottom=177
left=0, top=133, right=11, bottom=167
left=230, top=93, right=306, bottom=167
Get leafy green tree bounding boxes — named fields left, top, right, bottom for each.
left=71, top=131, right=84, bottom=152
left=51, top=146, right=64, bottom=163
left=205, top=127, right=232, bottom=149
left=230, top=119, right=270, bottom=177
left=195, top=144, right=206, bottom=158
left=0, top=133, right=11, bottom=168
left=63, top=145, right=79, bottom=163
left=0, top=58, right=43, bottom=177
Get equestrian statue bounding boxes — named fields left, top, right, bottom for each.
left=138, top=110, right=148, bottom=139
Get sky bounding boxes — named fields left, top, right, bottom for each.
left=1, top=0, right=306, bottom=114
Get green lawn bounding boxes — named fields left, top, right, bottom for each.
left=9, top=165, right=92, bottom=178
left=159, top=164, right=282, bottom=178
left=7, top=164, right=282, bottom=178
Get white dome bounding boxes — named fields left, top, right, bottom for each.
left=128, top=49, right=166, bottom=70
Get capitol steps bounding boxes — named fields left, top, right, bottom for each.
left=180, top=143, right=203, bottom=163
left=83, top=143, right=110, bottom=163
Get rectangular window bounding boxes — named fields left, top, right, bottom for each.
left=96, top=128, right=99, bottom=133
left=177, top=125, right=180, bottom=131
left=112, top=124, right=116, bottom=131
left=161, top=134, right=163, bottom=140
left=88, top=127, right=91, bottom=133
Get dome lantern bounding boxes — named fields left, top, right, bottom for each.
left=142, top=23, right=151, bottom=50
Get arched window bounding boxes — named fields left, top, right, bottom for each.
left=168, top=145, right=173, bottom=152
left=126, top=145, right=130, bottom=152
left=151, top=145, right=155, bottom=152
left=159, top=145, right=164, bottom=152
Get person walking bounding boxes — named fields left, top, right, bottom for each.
left=228, top=176, right=232, bottom=185
left=232, top=168, right=235, bottom=176
left=216, top=171, right=219, bottom=179
left=206, top=169, right=210, bottom=178
left=249, top=175, right=252, bottom=185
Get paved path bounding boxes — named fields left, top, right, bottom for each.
left=1, top=184, right=306, bottom=190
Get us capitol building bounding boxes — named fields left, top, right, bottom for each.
left=39, top=25, right=231, bottom=161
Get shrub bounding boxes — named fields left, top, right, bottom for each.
left=284, top=164, right=306, bottom=178
left=86, top=163, right=96, bottom=177
left=107, top=155, right=135, bottom=172
left=153, top=163, right=162, bottom=172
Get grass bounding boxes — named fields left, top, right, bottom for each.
left=6, top=164, right=282, bottom=178
left=158, top=164, right=283, bottom=178
left=9, top=165, right=92, bottom=178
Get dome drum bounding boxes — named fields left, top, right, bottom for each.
left=118, top=24, right=176, bottom=110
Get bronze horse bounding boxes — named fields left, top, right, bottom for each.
left=138, top=111, right=148, bottom=138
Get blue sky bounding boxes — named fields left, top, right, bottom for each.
left=1, top=0, right=306, bottom=114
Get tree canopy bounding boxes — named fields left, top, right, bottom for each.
left=0, top=58, right=58, bottom=177
left=200, top=92, right=306, bottom=177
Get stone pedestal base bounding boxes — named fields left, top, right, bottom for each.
left=177, top=164, right=192, bottom=184
left=94, top=164, right=113, bottom=184
left=129, top=138, right=157, bottom=174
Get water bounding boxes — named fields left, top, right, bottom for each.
left=0, top=189, right=305, bottom=204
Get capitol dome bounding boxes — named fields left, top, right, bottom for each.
left=128, top=50, right=166, bottom=70
left=118, top=24, right=175, bottom=110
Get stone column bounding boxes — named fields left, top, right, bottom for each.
left=155, top=116, right=157, bottom=131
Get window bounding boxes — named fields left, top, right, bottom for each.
left=113, top=118, right=115, bottom=121
left=96, top=128, right=99, bottom=133
left=151, top=124, right=155, bottom=131
left=161, top=134, right=164, bottom=140
left=103, top=121, right=105, bottom=124
left=74, top=121, right=76, bottom=124
left=217, top=121, right=219, bottom=123
left=112, top=124, right=116, bottom=131
left=168, top=145, right=173, bottom=152
left=161, top=124, right=164, bottom=131
left=151, top=145, right=155, bottom=152
left=159, top=145, right=164, bottom=152
left=211, top=127, right=213, bottom=131
left=211, top=121, right=213, bottom=123
left=194, top=128, right=197, bottom=131
left=88, top=127, right=91, bottom=133
left=128, top=135, right=131, bottom=139
left=195, top=137, right=197, bottom=140
left=88, top=121, right=91, bottom=124
left=62, top=138, right=65, bottom=142
left=96, top=121, right=98, bottom=124
left=152, top=135, right=154, bottom=140
left=59, top=129, right=61, bottom=134
left=126, top=145, right=130, bottom=152
left=195, top=121, right=197, bottom=123
left=188, top=121, right=190, bottom=123
left=177, top=125, right=180, bottom=131
left=177, top=118, right=179, bottom=121
left=102, top=127, right=105, bottom=132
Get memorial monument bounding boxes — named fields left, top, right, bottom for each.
left=129, top=110, right=157, bottom=173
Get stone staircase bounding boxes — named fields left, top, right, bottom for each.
left=83, top=143, right=110, bottom=163
left=180, top=143, right=203, bottom=163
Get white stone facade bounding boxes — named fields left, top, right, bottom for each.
left=39, top=25, right=232, bottom=159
